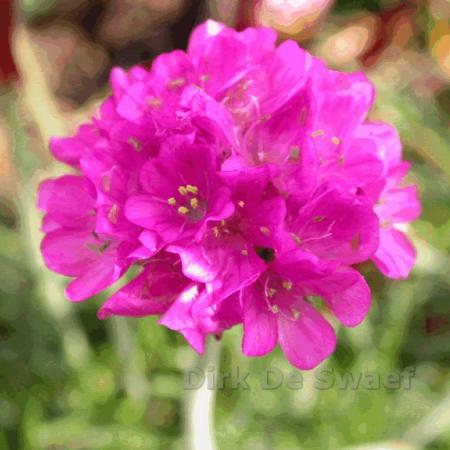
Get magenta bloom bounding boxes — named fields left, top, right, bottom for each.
left=38, top=20, right=420, bottom=369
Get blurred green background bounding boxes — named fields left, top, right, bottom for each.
left=0, top=0, right=449, bottom=449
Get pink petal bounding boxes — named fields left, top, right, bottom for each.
left=125, top=195, right=184, bottom=243
left=38, top=175, right=96, bottom=228
left=309, top=70, right=375, bottom=157
left=277, top=299, right=336, bottom=370
left=373, top=228, right=416, bottom=279
left=355, top=121, right=402, bottom=171
left=305, top=267, right=371, bottom=327
left=292, top=183, right=380, bottom=265
left=377, top=185, right=421, bottom=223
left=241, top=284, right=278, bottom=356
left=158, top=285, right=206, bottom=354
left=98, top=257, right=188, bottom=319
left=187, top=20, right=226, bottom=61
left=66, top=252, right=123, bottom=302
left=41, top=229, right=99, bottom=276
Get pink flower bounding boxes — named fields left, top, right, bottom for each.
left=125, top=137, right=234, bottom=244
left=241, top=249, right=370, bottom=369
left=38, top=20, right=420, bottom=370
left=355, top=123, right=421, bottom=278
left=167, top=166, right=285, bottom=294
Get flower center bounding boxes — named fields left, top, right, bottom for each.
left=167, top=184, right=206, bottom=222
left=254, top=246, right=275, bottom=263
left=222, top=78, right=260, bottom=126
left=263, top=275, right=300, bottom=320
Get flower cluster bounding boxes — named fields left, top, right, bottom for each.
left=38, top=20, right=420, bottom=369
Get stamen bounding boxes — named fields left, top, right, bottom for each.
left=282, top=280, right=293, bottom=291
left=108, top=204, right=119, bottom=224
left=290, top=146, right=300, bottom=160
left=186, top=184, right=198, bottom=194
left=331, top=136, right=341, bottom=145
left=299, top=107, right=307, bottom=124
left=148, top=97, right=162, bottom=109
left=267, top=288, right=277, bottom=298
left=178, top=206, right=189, bottom=215
left=99, top=240, right=111, bottom=253
left=168, top=78, right=186, bottom=89
left=168, top=197, right=177, bottom=206
left=290, top=233, right=302, bottom=245
left=178, top=186, right=188, bottom=195
left=311, top=129, right=325, bottom=138
left=260, top=226, right=270, bottom=236
left=190, top=198, right=199, bottom=209
left=313, top=215, right=325, bottom=222
left=212, top=226, right=220, bottom=238
left=270, top=304, right=279, bottom=313
left=291, top=308, right=300, bottom=320
left=128, top=137, right=142, bottom=151
left=241, top=249, right=248, bottom=256
left=338, top=154, right=345, bottom=165
left=238, top=200, right=245, bottom=208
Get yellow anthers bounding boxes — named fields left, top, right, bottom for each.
left=267, top=288, right=277, bottom=298
left=260, top=226, right=270, bottom=236
left=178, top=186, right=188, bottom=195
left=331, top=136, right=341, bottom=145
left=201, top=74, right=210, bottom=82
left=178, top=206, right=189, bottom=215
left=311, top=129, right=325, bottom=138
left=241, top=249, right=249, bottom=256
left=167, top=197, right=177, bottom=206
left=290, top=146, right=300, bottom=160
left=168, top=78, right=186, bottom=89
left=148, top=97, right=162, bottom=109
left=291, top=308, right=301, bottom=320
left=290, top=233, right=302, bottom=245
left=186, top=184, right=199, bottom=194
left=212, top=226, right=220, bottom=238
left=98, top=240, right=111, bottom=253
left=298, top=107, right=308, bottom=124
left=108, top=204, right=119, bottom=224
left=282, top=280, right=293, bottom=291
left=238, top=200, right=245, bottom=208
left=313, top=215, right=325, bottom=222
left=270, top=304, right=279, bottom=313
left=190, top=198, right=199, bottom=209
left=128, top=137, right=142, bottom=151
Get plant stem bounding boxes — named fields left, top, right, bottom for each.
left=185, top=336, right=222, bottom=450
